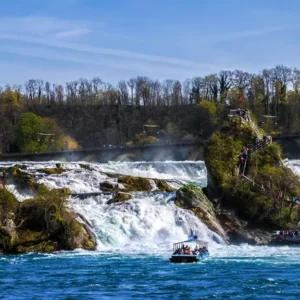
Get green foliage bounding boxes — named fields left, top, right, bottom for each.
left=198, top=100, right=217, bottom=119
left=16, top=112, right=70, bottom=152
left=134, top=134, right=157, bottom=144
left=250, top=143, right=282, bottom=171
left=230, top=178, right=299, bottom=229
left=0, top=89, right=22, bottom=107
left=205, top=111, right=300, bottom=229
left=18, top=188, right=67, bottom=233
left=204, top=132, right=243, bottom=187
left=16, top=112, right=41, bottom=152
left=0, top=189, right=19, bottom=219
left=221, top=117, right=257, bottom=146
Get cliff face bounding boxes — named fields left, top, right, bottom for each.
left=204, top=116, right=300, bottom=241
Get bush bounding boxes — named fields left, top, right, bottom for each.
left=134, top=134, right=157, bottom=144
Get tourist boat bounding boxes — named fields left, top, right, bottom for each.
left=169, top=234, right=209, bottom=263
left=272, top=230, right=300, bottom=245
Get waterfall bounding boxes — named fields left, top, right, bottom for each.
left=1, top=160, right=224, bottom=253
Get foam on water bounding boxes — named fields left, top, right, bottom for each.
left=97, top=160, right=207, bottom=186
left=71, top=192, right=224, bottom=253
left=3, top=159, right=300, bottom=259
left=287, top=159, right=300, bottom=176
left=0, top=160, right=217, bottom=253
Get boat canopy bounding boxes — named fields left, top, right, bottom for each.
left=172, top=235, right=208, bottom=252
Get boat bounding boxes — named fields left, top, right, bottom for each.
left=271, top=230, right=300, bottom=245
left=169, top=234, right=209, bottom=263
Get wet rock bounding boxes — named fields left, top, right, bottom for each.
left=0, top=187, right=96, bottom=254
left=100, top=181, right=118, bottom=191
left=217, top=209, right=272, bottom=245
left=107, top=192, right=132, bottom=204
left=6, top=165, right=36, bottom=188
left=154, top=179, right=174, bottom=192
left=37, top=167, right=66, bottom=175
left=117, top=175, right=152, bottom=192
left=79, top=164, right=92, bottom=170
left=175, top=184, right=226, bottom=239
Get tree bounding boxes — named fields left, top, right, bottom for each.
left=16, top=113, right=68, bottom=152
left=127, top=78, right=136, bottom=105
left=118, top=80, right=129, bottom=105
left=231, top=70, right=252, bottom=97
left=218, top=71, right=232, bottom=103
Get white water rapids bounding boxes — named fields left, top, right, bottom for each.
left=2, top=161, right=223, bottom=253
left=3, top=159, right=300, bottom=257
left=0, top=160, right=300, bottom=264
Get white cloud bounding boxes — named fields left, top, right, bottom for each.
left=0, top=33, right=218, bottom=70
left=209, top=24, right=300, bottom=42
left=55, top=29, right=93, bottom=38
left=0, top=43, right=219, bottom=79
left=0, top=16, right=93, bottom=37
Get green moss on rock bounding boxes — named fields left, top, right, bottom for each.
left=176, top=184, right=213, bottom=210
left=37, top=167, right=66, bottom=175
left=175, top=184, right=226, bottom=238
left=118, top=176, right=152, bottom=191
left=79, top=164, right=92, bottom=170
left=155, top=179, right=174, bottom=192
left=108, top=192, right=132, bottom=204
left=14, top=240, right=57, bottom=254
left=0, top=189, right=19, bottom=218
left=0, top=186, right=96, bottom=254
left=100, top=181, right=118, bottom=191
left=6, top=166, right=35, bottom=189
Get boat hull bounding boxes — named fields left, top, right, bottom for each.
left=169, top=252, right=209, bottom=263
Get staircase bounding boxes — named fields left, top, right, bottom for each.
left=239, top=137, right=271, bottom=177
left=250, top=138, right=271, bottom=153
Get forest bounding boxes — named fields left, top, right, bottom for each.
left=1, top=64, right=300, bottom=153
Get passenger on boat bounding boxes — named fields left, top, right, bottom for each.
left=184, top=246, right=190, bottom=255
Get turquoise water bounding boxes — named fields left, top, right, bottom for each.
left=1, top=246, right=300, bottom=299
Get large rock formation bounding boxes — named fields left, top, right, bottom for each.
left=204, top=115, right=300, bottom=243
left=175, top=184, right=226, bottom=239
left=0, top=185, right=96, bottom=254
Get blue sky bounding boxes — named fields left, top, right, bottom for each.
left=1, top=0, right=300, bottom=86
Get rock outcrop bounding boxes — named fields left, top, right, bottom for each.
left=107, top=192, right=132, bottom=204
left=175, top=184, right=226, bottom=239
left=204, top=115, right=300, bottom=243
left=101, top=175, right=174, bottom=193
left=0, top=186, right=96, bottom=254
